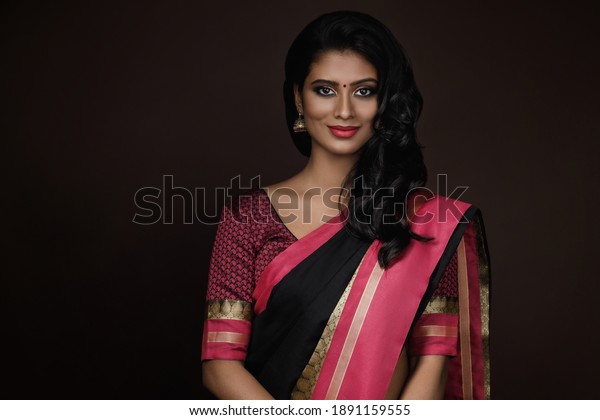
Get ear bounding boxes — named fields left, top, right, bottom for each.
left=293, top=83, right=303, bottom=113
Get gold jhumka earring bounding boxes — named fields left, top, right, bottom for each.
left=293, top=111, right=307, bottom=133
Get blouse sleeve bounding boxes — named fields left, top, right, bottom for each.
left=407, top=249, right=460, bottom=357
left=201, top=203, right=257, bottom=362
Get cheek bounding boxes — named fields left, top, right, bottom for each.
left=303, top=98, right=331, bottom=120
left=355, top=100, right=378, bottom=121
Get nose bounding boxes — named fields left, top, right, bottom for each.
left=334, top=92, right=354, bottom=120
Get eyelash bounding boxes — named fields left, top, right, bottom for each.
left=313, top=86, right=376, bottom=97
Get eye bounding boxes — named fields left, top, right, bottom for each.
left=314, top=86, right=336, bottom=96
left=355, top=87, right=375, bottom=97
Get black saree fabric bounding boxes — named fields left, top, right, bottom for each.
left=245, top=226, right=371, bottom=399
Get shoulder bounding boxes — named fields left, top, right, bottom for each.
left=214, top=188, right=274, bottom=249
left=407, top=190, right=473, bottom=221
left=224, top=187, right=271, bottom=221
left=407, top=188, right=473, bottom=218
left=407, top=188, right=471, bottom=210
left=219, top=186, right=292, bottom=239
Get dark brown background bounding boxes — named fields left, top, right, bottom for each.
left=2, top=0, right=599, bottom=399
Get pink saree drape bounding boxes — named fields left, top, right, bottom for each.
left=254, top=195, right=489, bottom=399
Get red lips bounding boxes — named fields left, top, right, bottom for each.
left=328, top=125, right=360, bottom=138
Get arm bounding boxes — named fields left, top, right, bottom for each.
left=202, top=201, right=268, bottom=399
left=401, top=247, right=459, bottom=400
left=399, top=355, right=449, bottom=400
left=202, top=360, right=274, bottom=400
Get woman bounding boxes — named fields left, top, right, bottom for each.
left=201, top=11, right=490, bottom=400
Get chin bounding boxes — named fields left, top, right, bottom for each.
left=310, top=131, right=372, bottom=157
left=318, top=141, right=367, bottom=156
left=333, top=143, right=366, bottom=155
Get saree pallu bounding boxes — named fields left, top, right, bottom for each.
left=202, top=194, right=491, bottom=400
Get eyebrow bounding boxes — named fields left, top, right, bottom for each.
left=310, top=78, right=378, bottom=87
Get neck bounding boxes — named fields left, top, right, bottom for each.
left=297, top=144, right=360, bottom=195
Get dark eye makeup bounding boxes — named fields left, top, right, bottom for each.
left=312, top=85, right=377, bottom=97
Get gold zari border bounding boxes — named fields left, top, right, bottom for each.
left=457, top=238, right=473, bottom=399
left=475, top=214, right=491, bottom=400
left=206, top=299, right=252, bottom=322
left=423, top=296, right=459, bottom=315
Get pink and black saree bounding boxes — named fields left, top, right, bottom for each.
left=202, top=188, right=490, bottom=399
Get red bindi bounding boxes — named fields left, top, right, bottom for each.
left=343, top=84, right=347, bottom=87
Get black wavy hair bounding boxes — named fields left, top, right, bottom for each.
left=283, top=11, right=428, bottom=269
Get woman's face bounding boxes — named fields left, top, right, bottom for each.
left=296, top=50, right=378, bottom=157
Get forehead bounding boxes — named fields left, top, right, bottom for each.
left=307, top=50, right=377, bottom=81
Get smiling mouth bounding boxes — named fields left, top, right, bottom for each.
left=328, top=125, right=360, bottom=138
